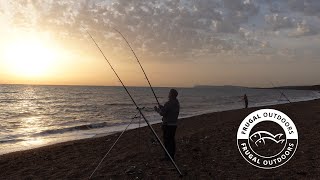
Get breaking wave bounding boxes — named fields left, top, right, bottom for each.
left=33, top=122, right=127, bottom=136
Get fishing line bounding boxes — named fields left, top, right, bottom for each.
left=112, top=28, right=161, bottom=107
left=81, top=27, right=183, bottom=178
left=89, top=113, right=137, bottom=179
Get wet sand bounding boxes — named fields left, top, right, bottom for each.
left=1, top=99, right=320, bottom=179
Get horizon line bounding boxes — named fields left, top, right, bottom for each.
left=0, top=83, right=192, bottom=88
left=1, top=83, right=318, bottom=89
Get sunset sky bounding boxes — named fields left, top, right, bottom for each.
left=0, top=0, right=319, bottom=87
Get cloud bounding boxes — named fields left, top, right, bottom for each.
left=288, top=0, right=320, bottom=16
left=265, top=14, right=294, bottom=30
left=1, top=0, right=320, bottom=60
left=290, top=20, right=319, bottom=37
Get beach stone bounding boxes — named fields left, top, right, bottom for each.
left=192, top=147, right=200, bottom=152
left=297, top=171, right=307, bottom=176
left=125, top=166, right=136, bottom=175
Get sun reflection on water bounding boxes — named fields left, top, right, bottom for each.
left=21, top=138, right=46, bottom=147
left=21, top=116, right=45, bottom=134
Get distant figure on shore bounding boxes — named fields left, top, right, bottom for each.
left=244, top=94, right=248, bottom=108
left=154, top=89, right=180, bottom=160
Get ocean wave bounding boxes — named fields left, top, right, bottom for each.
left=34, top=122, right=118, bottom=136
left=104, top=102, right=157, bottom=107
left=0, top=100, right=17, bottom=104
left=0, top=91, right=19, bottom=94
left=4, top=112, right=34, bottom=119
left=104, top=102, right=133, bottom=106
left=0, top=98, right=36, bottom=102
left=142, top=107, right=155, bottom=112
left=0, top=139, right=24, bottom=144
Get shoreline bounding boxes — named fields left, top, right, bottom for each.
left=2, top=96, right=316, bottom=156
left=1, top=99, right=320, bottom=178
left=0, top=97, right=300, bottom=156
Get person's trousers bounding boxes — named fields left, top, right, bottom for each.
left=162, top=125, right=177, bottom=159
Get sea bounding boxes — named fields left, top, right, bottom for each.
left=0, top=84, right=318, bottom=155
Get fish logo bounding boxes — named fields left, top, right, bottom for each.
left=249, top=131, right=285, bottom=147
left=237, top=109, right=298, bottom=169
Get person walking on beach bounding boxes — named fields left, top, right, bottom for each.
left=243, top=94, right=248, bottom=108
left=154, top=89, right=180, bottom=160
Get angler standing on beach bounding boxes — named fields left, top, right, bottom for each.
left=155, top=89, right=180, bottom=160
left=244, top=94, right=248, bottom=108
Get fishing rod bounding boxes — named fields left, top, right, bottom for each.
left=269, top=81, right=291, bottom=103
left=82, top=27, right=183, bottom=178
left=112, top=28, right=161, bottom=107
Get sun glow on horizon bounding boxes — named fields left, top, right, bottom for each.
left=3, top=36, right=57, bottom=78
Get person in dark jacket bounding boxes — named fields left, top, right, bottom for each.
left=154, top=89, right=180, bottom=160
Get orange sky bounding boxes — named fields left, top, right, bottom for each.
left=0, top=1, right=319, bottom=87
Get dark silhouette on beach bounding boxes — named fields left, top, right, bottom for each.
left=244, top=94, right=248, bottom=108
left=155, top=89, right=180, bottom=160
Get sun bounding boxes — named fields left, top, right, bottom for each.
left=3, top=37, right=56, bottom=77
